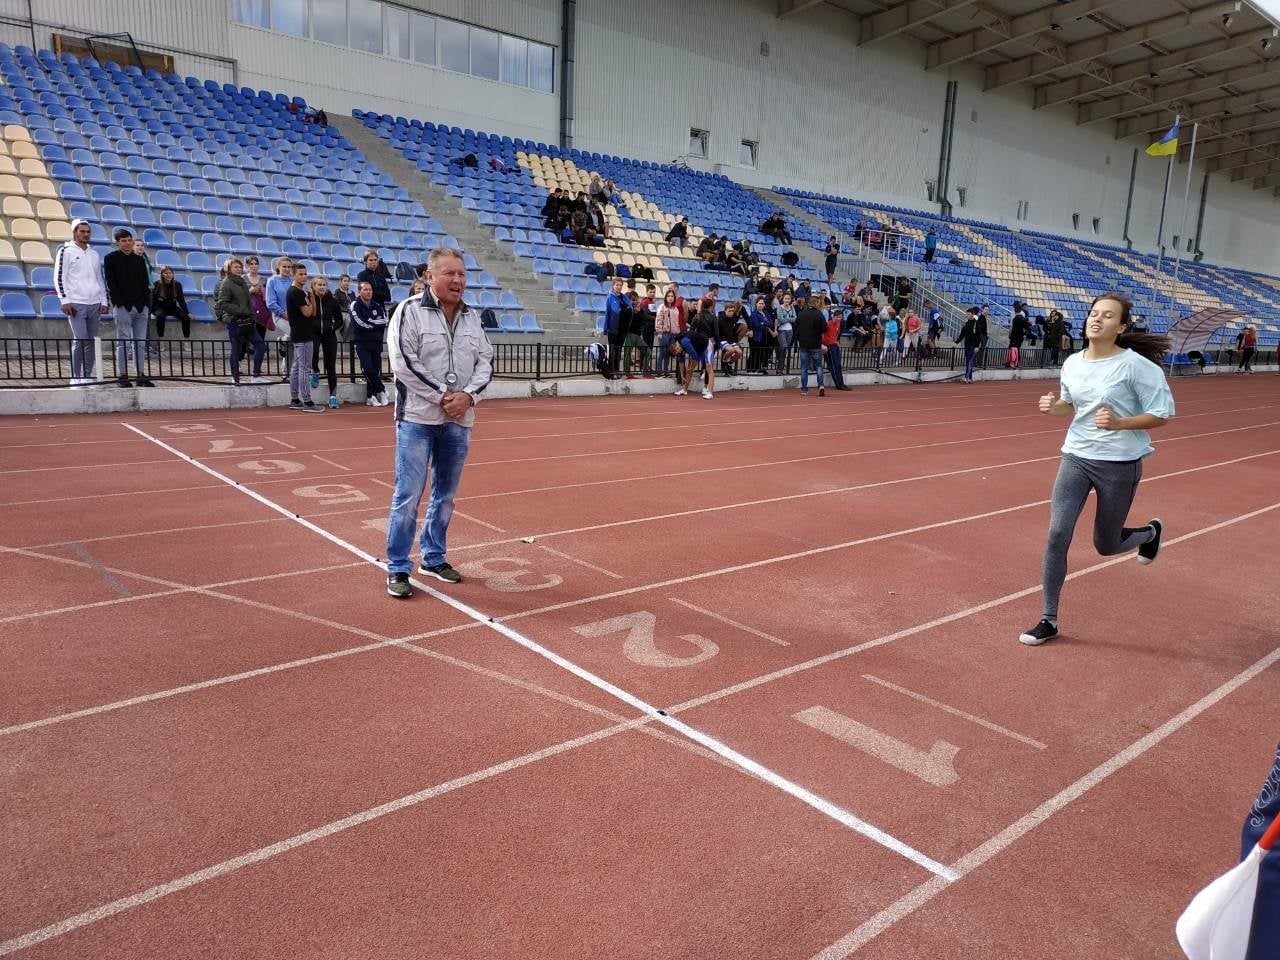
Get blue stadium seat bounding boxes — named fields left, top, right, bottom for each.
left=519, top=314, right=544, bottom=334
left=39, top=294, right=63, bottom=318
left=0, top=264, right=26, bottom=289
left=188, top=299, right=215, bottom=323
left=0, top=292, right=36, bottom=318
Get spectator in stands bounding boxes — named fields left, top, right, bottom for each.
left=603, top=277, right=631, bottom=376
left=1239, top=325, right=1257, bottom=373
left=384, top=246, right=493, bottom=596
left=956, top=306, right=986, bottom=383
left=1008, top=302, right=1031, bottom=370
left=1047, top=310, right=1065, bottom=365
left=755, top=273, right=774, bottom=307
left=357, top=250, right=393, bottom=308
left=977, top=304, right=992, bottom=367
left=588, top=173, right=607, bottom=205
left=848, top=305, right=873, bottom=350
left=824, top=237, right=840, bottom=285
left=894, top=276, right=912, bottom=312
left=150, top=267, right=190, bottom=345
left=697, top=233, right=721, bottom=267
left=794, top=276, right=812, bottom=302
left=103, top=228, right=154, bottom=388
left=795, top=296, right=826, bottom=397
left=316, top=109, right=328, bottom=126
left=902, top=309, right=922, bottom=360
left=333, top=273, right=353, bottom=318
left=823, top=306, right=850, bottom=390
left=747, top=296, right=774, bottom=373
left=623, top=290, right=652, bottom=377
left=879, top=308, right=901, bottom=367
left=351, top=280, right=389, bottom=406
left=761, top=213, right=792, bottom=244
left=704, top=282, right=721, bottom=312
left=923, top=228, right=938, bottom=264
left=774, top=291, right=796, bottom=372
left=213, top=257, right=267, bottom=386
left=654, top=288, right=683, bottom=378
left=410, top=279, right=426, bottom=295
left=666, top=216, right=689, bottom=248
left=841, top=279, right=858, bottom=306
left=715, top=299, right=747, bottom=377
left=925, top=300, right=942, bottom=358
left=311, top=276, right=345, bottom=408
left=53, top=218, right=108, bottom=388
left=286, top=263, right=322, bottom=412
left=588, top=199, right=608, bottom=238
left=266, top=256, right=295, bottom=381
left=542, top=188, right=565, bottom=220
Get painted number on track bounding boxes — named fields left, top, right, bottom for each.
left=291, top=483, right=370, bottom=506
left=572, top=611, right=719, bottom=668
left=454, top=557, right=562, bottom=593
left=237, top=459, right=306, bottom=476
left=157, top=423, right=215, bottom=435
left=793, top=705, right=959, bottom=788
left=208, top=438, right=263, bottom=454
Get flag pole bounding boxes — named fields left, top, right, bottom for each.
left=1170, top=121, right=1199, bottom=304
left=1148, top=114, right=1178, bottom=321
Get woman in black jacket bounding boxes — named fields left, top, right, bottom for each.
left=1008, top=302, right=1031, bottom=370
left=151, top=266, right=190, bottom=341
left=309, top=276, right=345, bottom=408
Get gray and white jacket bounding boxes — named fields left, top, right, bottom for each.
left=387, top=291, right=494, bottom=428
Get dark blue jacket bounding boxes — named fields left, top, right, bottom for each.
left=350, top=297, right=388, bottom=344
left=1243, top=740, right=1279, bottom=960
left=604, top=291, right=631, bottom=337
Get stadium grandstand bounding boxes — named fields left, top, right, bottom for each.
left=2, top=3, right=1279, bottom=959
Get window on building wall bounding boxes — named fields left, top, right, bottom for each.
left=272, top=0, right=308, bottom=36
left=689, top=128, right=709, bottom=159
left=438, top=18, right=469, bottom=73
left=529, top=42, right=554, bottom=92
left=738, top=140, right=757, bottom=169
left=310, top=0, right=347, bottom=46
left=1093, top=217, right=1101, bottom=234
left=233, top=0, right=270, bottom=29
left=500, top=35, right=528, bottom=87
left=385, top=4, right=410, bottom=59
left=411, top=12, right=436, bottom=64
left=470, top=28, right=500, bottom=81
left=347, top=0, right=383, bottom=53
left=1072, top=213, right=1080, bottom=230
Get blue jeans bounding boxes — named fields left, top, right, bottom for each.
left=964, top=345, right=977, bottom=380
left=114, top=306, right=148, bottom=378
left=386, top=419, right=472, bottom=573
left=226, top=321, right=265, bottom=379
left=799, top=347, right=824, bottom=391
left=656, top=332, right=676, bottom=376
left=824, top=342, right=845, bottom=388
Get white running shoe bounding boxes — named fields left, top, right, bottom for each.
left=702, top=389, right=713, bottom=399
left=377, top=392, right=390, bottom=406
left=674, top=388, right=686, bottom=396
left=366, top=396, right=379, bottom=406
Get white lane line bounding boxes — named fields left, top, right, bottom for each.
left=369, top=477, right=393, bottom=489
left=124, top=421, right=957, bottom=881
left=454, top=510, right=506, bottom=533
left=223, top=420, right=252, bottom=433
left=537, top=543, right=622, bottom=579
left=311, top=455, right=350, bottom=472
left=0, top=723, right=643, bottom=958
left=861, top=675, right=1047, bottom=750
left=810, top=642, right=1280, bottom=959
left=493, top=451, right=1280, bottom=627
left=263, top=434, right=297, bottom=450
left=670, top=598, right=790, bottom=647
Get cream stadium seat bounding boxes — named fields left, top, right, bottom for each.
left=19, top=240, right=52, bottom=264
left=3, top=195, right=34, bottom=217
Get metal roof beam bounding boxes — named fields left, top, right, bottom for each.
left=860, top=0, right=981, bottom=44
left=1034, top=24, right=1275, bottom=109
left=1076, top=60, right=1274, bottom=125
left=1195, top=130, right=1280, bottom=164
left=1251, top=171, right=1280, bottom=188
left=926, top=0, right=1118, bottom=70
left=1114, top=81, right=1280, bottom=139
left=777, top=0, right=826, bottom=18
left=986, top=1, right=1240, bottom=91
left=1222, top=157, right=1280, bottom=178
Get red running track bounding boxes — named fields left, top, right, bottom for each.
left=1, top=376, right=1278, bottom=959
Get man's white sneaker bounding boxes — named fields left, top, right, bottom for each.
left=702, top=389, right=713, bottom=399
left=674, top=388, right=686, bottom=396
left=366, top=397, right=379, bottom=406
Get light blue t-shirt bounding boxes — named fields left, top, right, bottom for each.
left=1059, top=348, right=1175, bottom=461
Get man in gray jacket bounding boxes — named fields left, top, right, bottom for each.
left=385, top=246, right=493, bottom=598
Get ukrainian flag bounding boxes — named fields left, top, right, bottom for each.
left=1146, top=120, right=1180, bottom=157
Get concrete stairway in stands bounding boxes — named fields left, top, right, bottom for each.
left=332, top=115, right=594, bottom=343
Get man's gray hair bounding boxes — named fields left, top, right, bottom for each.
left=427, top=246, right=466, bottom=271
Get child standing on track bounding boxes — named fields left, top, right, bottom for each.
left=1020, top=292, right=1175, bottom=647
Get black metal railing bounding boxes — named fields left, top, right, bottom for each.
left=0, top=337, right=1271, bottom=387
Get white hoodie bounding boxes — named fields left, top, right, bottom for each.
left=53, top=241, right=107, bottom=306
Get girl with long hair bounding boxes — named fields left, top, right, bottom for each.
left=1021, top=293, right=1175, bottom=646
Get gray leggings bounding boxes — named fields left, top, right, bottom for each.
left=1041, top=453, right=1154, bottom=619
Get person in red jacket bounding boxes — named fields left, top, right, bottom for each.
left=823, top=306, right=851, bottom=391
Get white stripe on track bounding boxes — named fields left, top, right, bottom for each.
left=122, top=422, right=957, bottom=880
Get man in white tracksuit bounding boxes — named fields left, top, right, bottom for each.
left=52, top=218, right=108, bottom=387
left=383, top=246, right=493, bottom=598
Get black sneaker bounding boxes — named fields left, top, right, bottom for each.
left=117, top=377, right=133, bottom=388
left=289, top=399, right=303, bottom=410
left=1019, top=619, right=1059, bottom=646
left=301, top=401, right=324, bottom=413
left=818, top=386, right=826, bottom=397
left=136, top=378, right=156, bottom=387
left=386, top=572, right=412, bottom=599
left=1137, top=518, right=1162, bottom=565
left=419, top=561, right=462, bottom=583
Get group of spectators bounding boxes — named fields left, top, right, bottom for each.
left=542, top=173, right=618, bottom=247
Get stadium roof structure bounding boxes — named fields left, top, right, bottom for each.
left=782, top=0, right=1280, bottom=195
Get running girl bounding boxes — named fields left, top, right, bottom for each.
left=1020, top=292, right=1175, bottom=646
